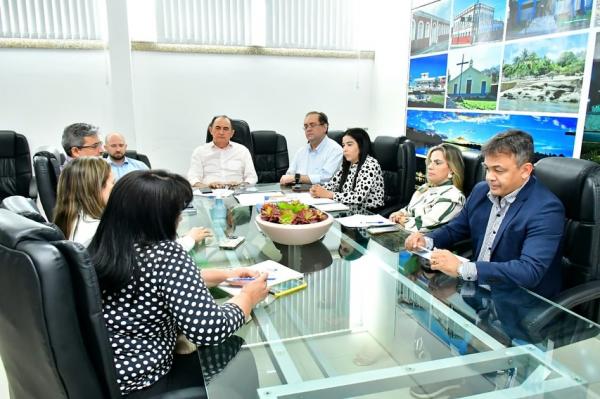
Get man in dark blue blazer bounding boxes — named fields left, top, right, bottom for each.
left=405, top=130, right=564, bottom=298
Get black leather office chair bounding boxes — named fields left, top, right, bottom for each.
left=0, top=210, right=208, bottom=399
left=102, top=150, right=152, bottom=168
left=1, top=195, right=47, bottom=223
left=327, top=130, right=344, bottom=147
left=206, top=119, right=254, bottom=159
left=519, top=157, right=600, bottom=347
left=371, top=136, right=416, bottom=217
left=0, top=209, right=121, bottom=399
left=251, top=130, right=289, bottom=183
left=33, top=150, right=61, bottom=221
left=0, top=131, right=34, bottom=201
left=461, top=151, right=485, bottom=198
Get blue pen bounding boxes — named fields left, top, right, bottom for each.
left=228, top=277, right=276, bottom=281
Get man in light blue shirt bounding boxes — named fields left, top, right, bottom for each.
left=280, top=111, right=343, bottom=185
left=105, top=132, right=149, bottom=181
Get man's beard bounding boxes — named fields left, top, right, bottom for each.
left=111, top=153, right=125, bottom=160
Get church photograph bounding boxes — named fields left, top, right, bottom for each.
left=446, top=44, right=501, bottom=110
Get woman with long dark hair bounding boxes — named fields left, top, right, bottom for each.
left=310, top=128, right=384, bottom=209
left=88, top=170, right=268, bottom=396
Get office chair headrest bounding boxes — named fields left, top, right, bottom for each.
left=535, top=157, right=600, bottom=221
left=372, top=136, right=402, bottom=170
left=0, top=131, right=16, bottom=157
left=0, top=209, right=62, bottom=248
left=252, top=131, right=278, bottom=152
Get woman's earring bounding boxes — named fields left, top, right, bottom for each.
left=448, top=173, right=453, bottom=179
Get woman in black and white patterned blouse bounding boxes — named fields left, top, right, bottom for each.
left=310, top=128, right=385, bottom=209
left=88, top=170, right=269, bottom=396
left=389, top=143, right=465, bottom=232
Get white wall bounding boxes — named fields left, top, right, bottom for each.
left=0, top=0, right=412, bottom=176
left=0, top=48, right=373, bottom=175
left=368, top=0, right=411, bottom=137
left=132, top=52, right=373, bottom=174
left=0, top=48, right=113, bottom=156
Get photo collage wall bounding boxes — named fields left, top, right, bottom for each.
left=407, top=0, right=598, bottom=162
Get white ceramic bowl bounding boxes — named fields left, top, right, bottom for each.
left=255, top=214, right=333, bottom=245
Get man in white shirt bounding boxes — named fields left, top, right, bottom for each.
left=187, top=115, right=258, bottom=188
left=280, top=111, right=343, bottom=185
left=105, top=132, right=149, bottom=181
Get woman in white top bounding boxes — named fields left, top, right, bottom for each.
left=53, top=157, right=115, bottom=247
left=389, top=144, right=466, bottom=232
left=54, top=157, right=211, bottom=248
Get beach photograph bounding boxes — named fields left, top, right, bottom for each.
left=451, top=0, right=506, bottom=48
left=411, top=0, right=452, bottom=56
left=446, top=44, right=502, bottom=110
left=408, top=54, right=448, bottom=108
left=406, top=110, right=577, bottom=158
left=506, top=0, right=592, bottom=40
left=499, top=33, right=587, bottom=113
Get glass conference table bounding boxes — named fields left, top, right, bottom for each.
left=180, top=184, right=600, bottom=399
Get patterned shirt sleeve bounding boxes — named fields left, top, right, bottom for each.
left=158, top=243, right=245, bottom=346
left=403, top=185, right=466, bottom=232
left=323, top=167, right=342, bottom=191
left=332, top=157, right=385, bottom=208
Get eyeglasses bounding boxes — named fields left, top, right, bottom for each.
left=303, top=123, right=323, bottom=131
left=78, top=141, right=103, bottom=150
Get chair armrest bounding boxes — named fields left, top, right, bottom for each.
left=523, top=281, right=600, bottom=338
left=29, top=179, right=38, bottom=199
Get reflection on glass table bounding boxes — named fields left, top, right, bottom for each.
left=179, top=184, right=600, bottom=399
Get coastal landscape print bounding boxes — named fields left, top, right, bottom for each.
left=446, top=44, right=502, bottom=110
left=499, top=33, right=587, bottom=113
left=408, top=54, right=448, bottom=108
left=406, top=110, right=577, bottom=158
left=506, top=0, right=592, bottom=40
left=411, top=0, right=452, bottom=56
left=582, top=32, right=600, bottom=163
left=451, top=0, right=506, bottom=48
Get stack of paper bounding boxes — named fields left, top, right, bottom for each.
left=235, top=192, right=284, bottom=206
left=217, top=260, right=303, bottom=296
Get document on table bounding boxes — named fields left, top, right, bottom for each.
left=313, top=202, right=349, bottom=212
left=217, top=260, right=303, bottom=296
left=410, top=247, right=470, bottom=263
left=335, top=214, right=395, bottom=228
left=235, top=191, right=284, bottom=206
left=193, top=188, right=234, bottom=198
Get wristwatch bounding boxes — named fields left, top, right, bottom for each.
left=294, top=173, right=301, bottom=185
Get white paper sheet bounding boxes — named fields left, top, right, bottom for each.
left=335, top=214, right=395, bottom=228
left=217, top=260, right=303, bottom=296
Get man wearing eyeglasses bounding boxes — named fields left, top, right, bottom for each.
left=61, top=123, right=104, bottom=160
left=105, top=132, right=149, bottom=181
left=280, top=111, right=343, bottom=185
left=187, top=115, right=258, bottom=189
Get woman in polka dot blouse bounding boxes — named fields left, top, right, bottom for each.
left=310, top=128, right=385, bottom=210
left=88, top=170, right=269, bottom=396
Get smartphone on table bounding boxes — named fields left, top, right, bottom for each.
left=269, top=278, right=307, bottom=298
left=218, top=236, right=245, bottom=250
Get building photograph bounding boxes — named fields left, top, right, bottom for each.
left=451, top=0, right=506, bottom=47
left=410, top=0, right=452, bottom=55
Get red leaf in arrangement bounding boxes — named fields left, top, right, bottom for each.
left=261, top=201, right=328, bottom=225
